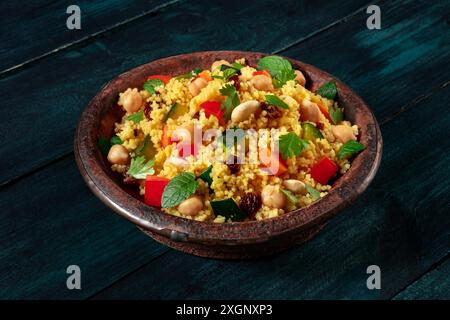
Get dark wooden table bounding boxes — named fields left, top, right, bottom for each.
left=1, top=0, right=449, bottom=299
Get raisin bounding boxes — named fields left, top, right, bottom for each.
left=227, top=156, right=241, bottom=174
left=239, top=192, right=262, bottom=216
left=144, top=104, right=152, bottom=120
left=261, top=102, right=282, bottom=119
left=229, top=74, right=240, bottom=91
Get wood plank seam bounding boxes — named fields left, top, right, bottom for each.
left=0, top=0, right=183, bottom=78
left=389, top=253, right=449, bottom=299
left=86, top=248, right=172, bottom=299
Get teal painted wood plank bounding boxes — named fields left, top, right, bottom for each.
left=393, top=257, right=450, bottom=300
left=0, top=0, right=178, bottom=72
left=0, top=0, right=371, bottom=185
left=283, top=0, right=450, bottom=123
left=93, top=85, right=450, bottom=299
left=0, top=157, right=167, bottom=299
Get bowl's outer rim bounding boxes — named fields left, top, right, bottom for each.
left=74, top=50, right=383, bottom=245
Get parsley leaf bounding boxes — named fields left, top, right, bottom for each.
left=144, top=79, right=165, bottom=94
left=223, top=68, right=237, bottom=81
left=305, top=184, right=321, bottom=200
left=280, top=188, right=297, bottom=204
left=161, top=172, right=199, bottom=208
left=338, top=140, right=365, bottom=159
left=329, top=105, right=344, bottom=124
left=110, top=135, right=123, bottom=145
left=127, top=156, right=155, bottom=179
left=278, top=132, right=309, bottom=159
left=220, top=84, right=240, bottom=120
left=317, top=81, right=337, bottom=100
left=98, top=137, right=111, bottom=155
left=257, top=56, right=296, bottom=88
left=176, top=68, right=202, bottom=80
left=231, top=62, right=243, bottom=70
left=265, top=95, right=289, bottom=109
left=126, top=111, right=143, bottom=123
left=199, top=165, right=213, bottom=186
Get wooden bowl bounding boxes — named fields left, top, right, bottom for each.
left=74, top=51, right=382, bottom=259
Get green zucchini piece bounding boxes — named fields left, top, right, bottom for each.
left=210, top=198, right=246, bottom=221
left=302, top=122, right=323, bottom=140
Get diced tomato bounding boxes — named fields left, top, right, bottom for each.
left=253, top=70, right=271, bottom=77
left=145, top=176, right=170, bottom=207
left=161, top=125, right=172, bottom=147
left=177, top=143, right=198, bottom=158
left=197, top=70, right=212, bottom=82
left=147, top=75, right=171, bottom=84
left=259, top=148, right=288, bottom=176
left=310, top=156, right=338, bottom=185
left=317, top=102, right=332, bottom=122
left=200, top=101, right=225, bottom=125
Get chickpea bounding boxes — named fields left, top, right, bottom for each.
left=120, top=89, right=143, bottom=113
left=172, top=124, right=195, bottom=143
left=188, top=77, right=208, bottom=96
left=331, top=125, right=357, bottom=143
left=283, top=179, right=306, bottom=194
left=107, top=144, right=129, bottom=165
left=294, top=70, right=306, bottom=86
left=177, top=196, right=203, bottom=216
left=261, top=185, right=286, bottom=209
left=251, top=74, right=274, bottom=92
left=231, top=100, right=261, bottom=123
left=280, top=95, right=299, bottom=108
left=300, top=99, right=321, bottom=123
left=211, top=59, right=231, bottom=72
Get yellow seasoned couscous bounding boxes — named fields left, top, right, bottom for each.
left=104, top=56, right=364, bottom=222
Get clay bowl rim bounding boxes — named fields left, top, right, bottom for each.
left=74, top=50, right=383, bottom=246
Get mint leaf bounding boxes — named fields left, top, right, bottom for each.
left=223, top=68, right=237, bottom=81
left=338, top=140, right=365, bottom=159
left=257, top=56, right=295, bottom=88
left=161, top=172, right=199, bottom=208
left=329, top=105, right=344, bottom=124
left=279, top=132, right=309, bottom=159
left=210, top=198, right=246, bottom=221
left=265, top=95, right=289, bottom=109
left=144, top=79, right=165, bottom=94
left=126, top=110, right=143, bottom=123
left=305, top=184, right=321, bottom=200
left=199, top=165, right=213, bottom=186
left=127, top=156, right=154, bottom=179
left=280, top=188, right=297, bottom=204
left=220, top=84, right=240, bottom=120
left=110, top=135, right=123, bottom=145
left=317, top=81, right=337, bottom=100
left=98, top=137, right=111, bottom=155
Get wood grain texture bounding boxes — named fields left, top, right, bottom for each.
left=0, top=156, right=167, bottom=299
left=93, top=86, right=450, bottom=299
left=0, top=0, right=178, bottom=72
left=282, top=0, right=450, bottom=122
left=0, top=0, right=371, bottom=185
left=393, top=257, right=450, bottom=300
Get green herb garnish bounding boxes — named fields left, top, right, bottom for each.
left=231, top=62, right=243, bottom=70
left=210, top=198, right=246, bottom=221
left=143, top=79, right=165, bottom=94
left=338, top=140, right=365, bottom=159
left=176, top=68, right=203, bottom=80
left=110, top=136, right=123, bottom=145
left=127, top=156, right=155, bottom=179
left=220, top=84, right=240, bottom=120
left=98, top=137, right=111, bottom=155
left=212, top=75, right=224, bottom=79
left=317, top=81, right=337, bottom=100
left=223, top=68, right=237, bottom=81
left=256, top=56, right=296, bottom=88
left=329, top=105, right=344, bottom=125
left=265, top=95, right=289, bottom=109
left=278, top=132, right=309, bottom=159
left=305, top=184, right=321, bottom=200
left=161, top=172, right=199, bottom=208
left=280, top=188, right=297, bottom=204
left=199, top=165, right=213, bottom=186
left=126, top=110, right=144, bottom=123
